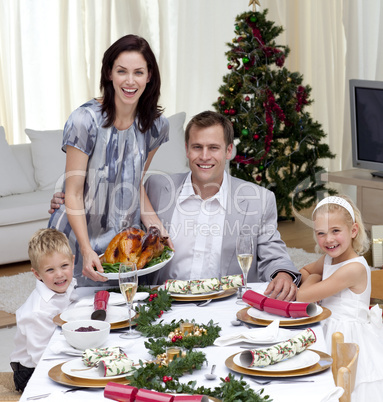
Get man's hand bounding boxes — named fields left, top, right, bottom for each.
left=264, top=272, right=297, bottom=301
left=48, top=192, right=65, bottom=214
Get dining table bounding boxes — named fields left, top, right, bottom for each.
left=19, top=282, right=342, bottom=402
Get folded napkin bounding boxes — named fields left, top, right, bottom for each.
left=214, top=320, right=290, bottom=346
left=75, top=292, right=149, bottom=307
left=239, top=328, right=316, bottom=367
left=48, top=340, right=83, bottom=356
left=319, top=387, right=344, bottom=402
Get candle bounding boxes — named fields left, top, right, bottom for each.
left=166, top=346, right=182, bottom=363
left=180, top=322, right=194, bottom=335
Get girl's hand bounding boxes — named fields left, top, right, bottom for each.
left=82, top=248, right=108, bottom=282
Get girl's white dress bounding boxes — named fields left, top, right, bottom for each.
left=321, top=255, right=383, bottom=402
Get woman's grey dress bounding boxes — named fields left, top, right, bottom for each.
left=48, top=99, right=169, bottom=285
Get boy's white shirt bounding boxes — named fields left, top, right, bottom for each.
left=10, top=277, right=77, bottom=368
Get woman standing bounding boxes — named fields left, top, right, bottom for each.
left=49, top=35, right=169, bottom=285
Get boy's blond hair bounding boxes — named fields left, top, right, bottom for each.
left=28, top=228, right=73, bottom=270
left=313, top=195, right=370, bottom=255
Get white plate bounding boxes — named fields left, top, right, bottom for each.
left=247, top=304, right=323, bottom=322
left=61, top=358, right=131, bottom=380
left=60, top=305, right=134, bottom=324
left=98, top=251, right=174, bottom=280
left=158, top=284, right=225, bottom=298
left=233, top=349, right=320, bottom=372
left=75, top=292, right=149, bottom=307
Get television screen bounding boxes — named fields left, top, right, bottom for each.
left=354, top=87, right=383, bottom=164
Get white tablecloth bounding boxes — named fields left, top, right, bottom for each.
left=19, top=283, right=340, bottom=402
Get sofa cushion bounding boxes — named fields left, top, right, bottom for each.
left=11, top=143, right=38, bottom=188
left=25, top=128, right=66, bottom=190
left=148, top=112, right=189, bottom=174
left=0, top=127, right=36, bottom=197
left=0, top=189, right=52, bottom=226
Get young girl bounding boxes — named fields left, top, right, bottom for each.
left=297, top=195, right=383, bottom=401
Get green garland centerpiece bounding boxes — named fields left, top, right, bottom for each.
left=113, top=286, right=272, bottom=402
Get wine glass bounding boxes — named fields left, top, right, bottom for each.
left=119, top=262, right=141, bottom=339
left=236, top=234, right=254, bottom=305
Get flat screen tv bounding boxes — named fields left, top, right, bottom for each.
left=350, top=79, right=383, bottom=178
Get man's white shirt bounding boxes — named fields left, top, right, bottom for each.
left=169, top=171, right=229, bottom=280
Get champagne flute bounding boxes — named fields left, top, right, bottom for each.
left=119, top=262, right=141, bottom=339
left=236, top=234, right=254, bottom=305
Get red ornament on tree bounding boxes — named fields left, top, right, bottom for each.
left=253, top=134, right=259, bottom=140
left=220, top=100, right=226, bottom=106
left=228, top=108, right=236, bottom=115
left=224, top=109, right=229, bottom=115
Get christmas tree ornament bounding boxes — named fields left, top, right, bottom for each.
left=248, top=0, right=261, bottom=12
left=245, top=96, right=250, bottom=101
left=220, top=100, right=226, bottom=106
left=287, top=77, right=292, bottom=82
left=224, top=109, right=229, bottom=115
left=241, top=128, right=249, bottom=136
left=242, top=56, right=250, bottom=64
left=227, top=64, right=233, bottom=70
left=253, top=134, right=259, bottom=140
left=259, top=165, right=264, bottom=171
left=256, top=175, right=262, bottom=181
left=229, top=87, right=234, bottom=92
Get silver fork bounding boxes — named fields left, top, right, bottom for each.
left=26, top=387, right=83, bottom=400
left=252, top=379, right=314, bottom=385
left=196, top=299, right=212, bottom=307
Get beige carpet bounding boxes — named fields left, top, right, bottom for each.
left=0, top=372, right=20, bottom=400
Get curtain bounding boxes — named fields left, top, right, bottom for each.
left=0, top=0, right=382, bottom=178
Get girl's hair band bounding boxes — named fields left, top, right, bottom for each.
left=313, top=196, right=355, bottom=222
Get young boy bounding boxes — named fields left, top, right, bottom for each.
left=10, top=228, right=77, bottom=392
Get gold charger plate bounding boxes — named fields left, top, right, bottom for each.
left=53, top=313, right=136, bottom=330
left=48, top=362, right=129, bottom=387
left=225, top=350, right=332, bottom=378
left=236, top=306, right=331, bottom=327
left=169, top=287, right=237, bottom=302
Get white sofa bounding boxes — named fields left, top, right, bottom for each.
left=0, top=112, right=188, bottom=265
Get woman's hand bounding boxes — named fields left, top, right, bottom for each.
left=81, top=248, right=108, bottom=282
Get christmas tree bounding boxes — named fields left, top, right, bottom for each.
left=213, top=7, right=336, bottom=219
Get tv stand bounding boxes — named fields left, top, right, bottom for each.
left=321, top=169, right=383, bottom=229
left=371, top=171, right=383, bottom=179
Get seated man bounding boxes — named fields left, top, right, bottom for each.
left=50, top=111, right=301, bottom=300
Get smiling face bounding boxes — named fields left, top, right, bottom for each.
left=186, top=124, right=233, bottom=199
left=31, top=252, right=75, bottom=294
left=109, top=51, right=151, bottom=112
left=314, top=211, right=359, bottom=264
